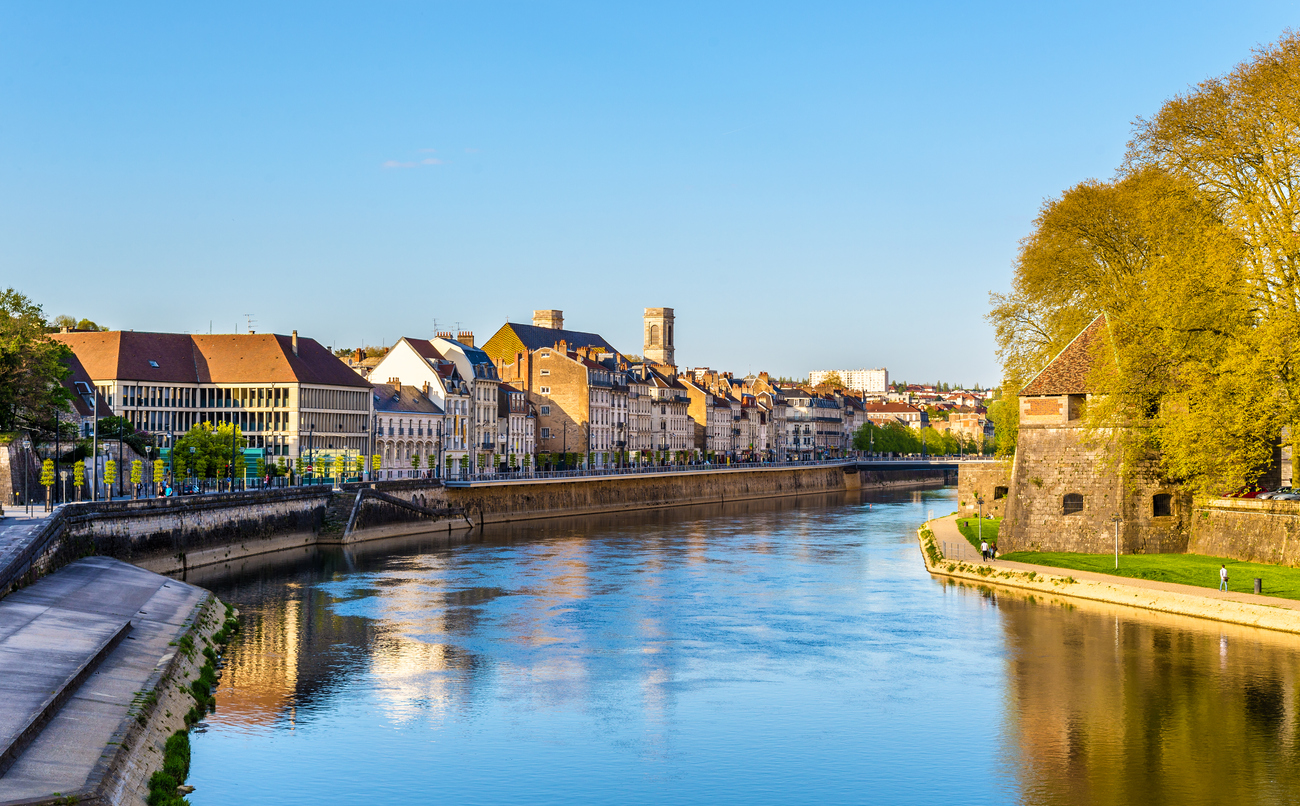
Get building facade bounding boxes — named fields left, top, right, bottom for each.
left=51, top=330, right=373, bottom=469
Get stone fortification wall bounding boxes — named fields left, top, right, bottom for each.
left=1002, top=424, right=1188, bottom=554
left=33, top=487, right=331, bottom=577
left=440, top=465, right=855, bottom=525
left=1190, top=498, right=1300, bottom=566
left=956, top=463, right=1011, bottom=519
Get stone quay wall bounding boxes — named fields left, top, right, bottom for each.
left=956, top=463, right=1011, bottom=519
left=438, top=465, right=853, bottom=526
left=6, top=464, right=951, bottom=586
left=1189, top=498, right=1300, bottom=566
left=18, top=487, right=332, bottom=581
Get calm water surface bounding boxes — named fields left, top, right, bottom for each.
left=187, top=488, right=1300, bottom=805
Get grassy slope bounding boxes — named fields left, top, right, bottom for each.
left=1001, top=551, right=1300, bottom=600
left=956, top=517, right=1002, bottom=550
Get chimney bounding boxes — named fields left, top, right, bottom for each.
left=532, top=309, right=564, bottom=330
left=457, top=330, right=474, bottom=347
left=355, top=348, right=365, bottom=362
left=291, top=330, right=298, bottom=356
left=422, top=381, right=430, bottom=396
left=436, top=330, right=454, bottom=340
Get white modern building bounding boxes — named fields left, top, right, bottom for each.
left=808, top=368, right=889, bottom=394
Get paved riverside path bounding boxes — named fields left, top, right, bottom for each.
left=0, top=506, right=56, bottom=583
left=928, top=514, right=982, bottom=562
left=0, top=557, right=209, bottom=803
left=926, top=515, right=1300, bottom=613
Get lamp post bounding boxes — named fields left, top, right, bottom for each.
left=21, top=438, right=31, bottom=515
left=145, top=445, right=153, bottom=494
left=1111, top=513, right=1122, bottom=570
left=975, top=493, right=984, bottom=548
left=59, top=470, right=67, bottom=507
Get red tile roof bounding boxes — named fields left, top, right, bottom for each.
left=51, top=331, right=370, bottom=388
left=1021, top=314, right=1109, bottom=396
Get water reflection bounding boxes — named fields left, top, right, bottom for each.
left=189, top=488, right=1300, bottom=805
left=994, top=587, right=1300, bottom=806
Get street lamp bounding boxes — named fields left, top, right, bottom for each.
left=21, top=438, right=31, bottom=515
left=1111, top=513, right=1122, bottom=569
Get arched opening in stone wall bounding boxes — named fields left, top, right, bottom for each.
left=1062, top=493, right=1084, bottom=515
left=1153, top=493, right=1172, bottom=517
left=993, top=486, right=1008, bottom=500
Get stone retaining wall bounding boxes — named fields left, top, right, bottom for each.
left=1189, top=498, right=1300, bottom=566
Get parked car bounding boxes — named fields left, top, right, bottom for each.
left=1257, top=487, right=1291, bottom=499
left=1273, top=491, right=1300, bottom=501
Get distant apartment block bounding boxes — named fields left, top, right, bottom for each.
left=808, top=368, right=889, bottom=394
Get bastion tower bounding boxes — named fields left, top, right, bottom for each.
left=643, top=307, right=675, bottom=367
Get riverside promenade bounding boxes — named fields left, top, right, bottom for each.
left=922, top=515, right=1300, bottom=631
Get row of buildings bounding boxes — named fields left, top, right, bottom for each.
left=50, top=308, right=967, bottom=479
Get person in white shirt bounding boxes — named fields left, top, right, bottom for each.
left=981, top=540, right=989, bottom=561
left=1220, top=565, right=1229, bottom=591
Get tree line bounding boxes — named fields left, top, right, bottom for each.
left=989, top=31, right=1300, bottom=496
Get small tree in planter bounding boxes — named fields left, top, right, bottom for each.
left=130, top=460, right=143, bottom=499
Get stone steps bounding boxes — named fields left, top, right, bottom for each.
left=0, top=614, right=132, bottom=775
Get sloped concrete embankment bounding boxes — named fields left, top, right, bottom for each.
left=917, top=517, right=1300, bottom=636
left=0, top=558, right=231, bottom=806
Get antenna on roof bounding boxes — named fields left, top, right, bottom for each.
left=244, top=313, right=256, bottom=334
left=431, top=318, right=440, bottom=337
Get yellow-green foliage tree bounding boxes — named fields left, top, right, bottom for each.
left=987, top=34, right=1300, bottom=495
left=40, top=459, right=54, bottom=507
left=173, top=422, right=246, bottom=479
left=371, top=454, right=381, bottom=472
left=103, top=459, right=116, bottom=499
left=73, top=459, right=85, bottom=500
left=130, top=460, right=142, bottom=498
left=153, top=458, right=165, bottom=487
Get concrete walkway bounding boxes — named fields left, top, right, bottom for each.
left=0, top=507, right=56, bottom=585
left=0, top=557, right=209, bottom=803
left=928, top=514, right=982, bottom=562
left=927, top=515, right=1300, bottom=613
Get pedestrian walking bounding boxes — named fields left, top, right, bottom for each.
left=990, top=543, right=998, bottom=561
left=1220, top=564, right=1229, bottom=591
left=981, top=540, right=989, bottom=561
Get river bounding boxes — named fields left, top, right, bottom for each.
left=185, top=487, right=1300, bottom=805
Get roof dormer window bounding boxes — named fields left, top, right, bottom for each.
left=149, top=360, right=159, bottom=367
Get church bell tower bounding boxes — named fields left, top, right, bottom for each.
left=643, top=307, right=675, bottom=368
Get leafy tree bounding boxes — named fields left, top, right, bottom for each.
left=40, top=458, right=54, bottom=506
left=73, top=459, right=85, bottom=499
left=103, top=459, right=116, bottom=498
left=153, top=458, right=165, bottom=486
left=371, top=453, right=381, bottom=472
left=130, top=460, right=142, bottom=497
left=410, top=452, right=420, bottom=469
left=822, top=372, right=846, bottom=389
left=0, top=289, right=74, bottom=435
left=173, top=422, right=247, bottom=479
left=1125, top=31, right=1300, bottom=490
left=990, top=166, right=1245, bottom=492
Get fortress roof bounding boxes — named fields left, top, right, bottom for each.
left=1021, top=314, right=1109, bottom=396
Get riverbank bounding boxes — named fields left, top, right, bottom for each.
left=919, top=515, right=1300, bottom=636
left=0, top=558, right=225, bottom=806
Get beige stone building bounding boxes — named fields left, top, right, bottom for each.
left=51, top=330, right=373, bottom=468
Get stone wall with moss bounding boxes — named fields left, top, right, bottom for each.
left=1001, top=424, right=1188, bottom=554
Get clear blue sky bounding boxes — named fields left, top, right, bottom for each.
left=2, top=2, right=1294, bottom=385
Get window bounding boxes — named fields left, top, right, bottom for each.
left=149, top=360, right=159, bottom=368
left=540, top=369, right=550, bottom=376
left=1062, top=493, right=1084, bottom=515
left=541, top=405, right=551, bottom=415
left=540, top=386, right=551, bottom=395
left=541, top=427, right=552, bottom=439
left=1153, top=493, right=1173, bottom=517
left=994, top=486, right=1008, bottom=500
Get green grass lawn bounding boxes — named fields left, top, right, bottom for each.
left=1000, top=551, right=1300, bottom=600
left=956, top=517, right=1002, bottom=550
